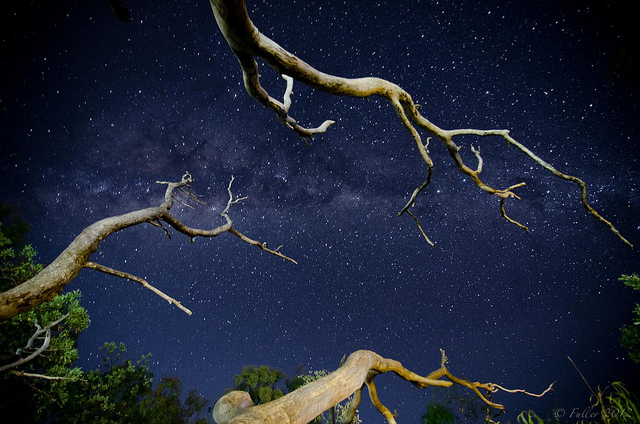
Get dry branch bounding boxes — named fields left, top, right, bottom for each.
left=0, top=173, right=294, bottom=321
left=209, top=0, right=632, bottom=249
left=8, top=370, right=86, bottom=381
left=212, top=350, right=550, bottom=424
left=0, top=314, right=68, bottom=372
left=84, top=261, right=193, bottom=315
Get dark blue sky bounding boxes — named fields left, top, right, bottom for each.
left=1, top=0, right=639, bottom=422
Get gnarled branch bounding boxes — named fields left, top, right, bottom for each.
left=209, top=0, right=632, bottom=249
left=0, top=173, right=295, bottom=321
left=0, top=313, right=68, bottom=372
left=212, top=350, right=550, bottom=424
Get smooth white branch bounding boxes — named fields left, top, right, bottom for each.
left=0, top=313, right=68, bottom=372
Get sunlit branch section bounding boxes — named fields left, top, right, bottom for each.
left=212, top=349, right=551, bottom=424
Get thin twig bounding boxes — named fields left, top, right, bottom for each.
left=9, top=369, right=86, bottom=381
left=500, top=198, right=529, bottom=232
left=406, top=209, right=435, bottom=247
left=84, top=261, right=192, bottom=315
left=471, top=144, right=483, bottom=173
left=229, top=229, right=298, bottom=264
left=490, top=381, right=555, bottom=397
left=568, top=356, right=597, bottom=398
left=147, top=219, right=172, bottom=239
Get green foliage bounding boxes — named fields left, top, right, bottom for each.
left=57, top=341, right=211, bottom=423
left=233, top=365, right=286, bottom=404
left=0, top=216, right=90, bottom=419
left=0, top=220, right=43, bottom=293
left=0, top=214, right=211, bottom=423
left=51, top=342, right=149, bottom=423
left=0, top=204, right=30, bottom=245
left=139, top=376, right=211, bottom=424
left=604, top=381, right=640, bottom=424
left=420, top=387, right=486, bottom=424
left=516, top=410, right=559, bottom=424
left=619, top=273, right=640, bottom=363
left=421, top=403, right=455, bottom=424
left=3, top=341, right=212, bottom=423
left=572, top=381, right=640, bottom=424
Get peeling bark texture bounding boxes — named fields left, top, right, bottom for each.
left=209, top=0, right=632, bottom=249
left=0, top=173, right=295, bottom=321
left=212, top=350, right=553, bottom=424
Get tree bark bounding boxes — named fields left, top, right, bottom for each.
left=213, top=350, right=550, bottom=424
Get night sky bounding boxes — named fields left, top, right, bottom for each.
left=1, top=0, right=639, bottom=422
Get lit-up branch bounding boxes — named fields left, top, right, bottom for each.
left=212, top=349, right=554, bottom=424
left=0, top=173, right=295, bottom=321
left=209, top=0, right=632, bottom=249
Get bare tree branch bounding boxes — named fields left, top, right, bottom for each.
left=212, top=350, right=549, bottom=424
left=228, top=229, right=298, bottom=264
left=490, top=381, right=555, bottom=398
left=0, top=173, right=295, bottom=321
left=209, top=0, right=632, bottom=249
left=8, top=370, right=86, bottom=381
left=405, top=209, right=434, bottom=247
left=84, top=261, right=193, bottom=315
left=0, top=313, right=68, bottom=372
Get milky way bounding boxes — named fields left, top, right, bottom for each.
left=1, top=0, right=639, bottom=422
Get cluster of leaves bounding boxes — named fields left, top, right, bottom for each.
left=50, top=342, right=211, bottom=424
left=1, top=208, right=91, bottom=418
left=2, top=329, right=212, bottom=423
left=516, top=410, right=560, bottom=424
left=421, top=403, right=455, bottom=424
left=0, top=205, right=43, bottom=293
left=420, top=386, right=488, bottom=424
left=619, top=273, right=640, bottom=363
left=0, top=290, right=91, bottom=416
left=231, top=365, right=301, bottom=404
left=604, top=381, right=640, bottom=424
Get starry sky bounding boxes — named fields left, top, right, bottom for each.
left=1, top=0, right=639, bottom=422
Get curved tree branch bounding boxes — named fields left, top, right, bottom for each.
left=0, top=173, right=295, bottom=321
left=212, top=350, right=550, bottom=424
left=0, top=313, right=68, bottom=372
left=209, top=0, right=632, bottom=249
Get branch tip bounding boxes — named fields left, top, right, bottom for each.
left=84, top=261, right=193, bottom=315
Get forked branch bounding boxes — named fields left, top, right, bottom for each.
left=212, top=350, right=551, bottom=424
left=0, top=314, right=68, bottom=372
left=0, top=173, right=295, bottom=321
left=209, top=0, right=632, bottom=249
